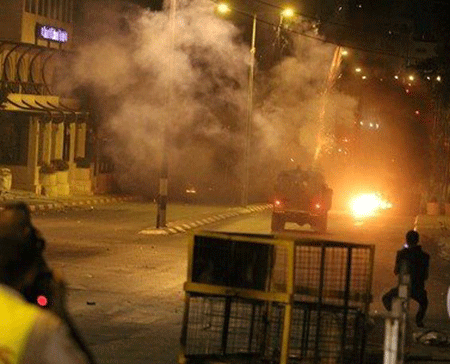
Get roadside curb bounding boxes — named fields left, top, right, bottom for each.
left=21, top=196, right=139, bottom=212
left=139, top=203, right=272, bottom=236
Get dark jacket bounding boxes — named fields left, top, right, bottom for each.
left=394, top=245, right=429, bottom=291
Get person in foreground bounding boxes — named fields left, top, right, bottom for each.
left=382, top=230, right=429, bottom=328
left=0, top=202, right=93, bottom=364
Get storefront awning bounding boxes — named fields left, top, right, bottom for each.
left=2, top=94, right=88, bottom=122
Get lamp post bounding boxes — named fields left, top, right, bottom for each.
left=242, top=13, right=256, bottom=206
left=157, top=0, right=176, bottom=228
left=217, top=3, right=294, bottom=206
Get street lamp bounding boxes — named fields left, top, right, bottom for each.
left=216, top=3, right=230, bottom=14
left=217, top=3, right=294, bottom=206
left=157, top=0, right=176, bottom=228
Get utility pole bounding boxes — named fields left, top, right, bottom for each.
left=156, top=0, right=176, bottom=228
left=242, top=13, right=256, bottom=207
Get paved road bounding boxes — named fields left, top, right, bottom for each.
left=30, top=203, right=448, bottom=363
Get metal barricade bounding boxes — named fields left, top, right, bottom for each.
left=179, top=232, right=375, bottom=364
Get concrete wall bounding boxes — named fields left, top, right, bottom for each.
left=0, top=1, right=23, bottom=42
left=0, top=0, right=73, bottom=49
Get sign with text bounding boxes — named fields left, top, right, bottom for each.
left=36, top=24, right=68, bottom=43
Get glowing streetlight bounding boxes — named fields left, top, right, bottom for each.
left=355, top=67, right=362, bottom=73
left=341, top=49, right=349, bottom=56
left=217, top=3, right=230, bottom=14
left=437, top=75, right=442, bottom=82
left=281, top=7, right=295, bottom=19
left=408, top=75, right=415, bottom=81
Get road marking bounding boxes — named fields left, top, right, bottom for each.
left=136, top=204, right=272, bottom=236
left=139, top=229, right=169, bottom=235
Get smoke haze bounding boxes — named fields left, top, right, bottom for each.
left=67, top=0, right=359, bottom=202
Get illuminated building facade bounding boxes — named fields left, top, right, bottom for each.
left=0, top=0, right=94, bottom=196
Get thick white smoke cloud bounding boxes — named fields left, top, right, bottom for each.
left=253, top=37, right=357, bottom=178
left=70, top=0, right=250, bottom=198
left=67, top=0, right=357, bottom=200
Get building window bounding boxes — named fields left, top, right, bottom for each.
left=57, top=0, right=64, bottom=20
left=29, top=0, right=37, bottom=14
left=25, top=0, right=32, bottom=12
left=62, top=0, right=66, bottom=22
left=43, top=0, right=49, bottom=17
left=62, top=0, right=69, bottom=22
left=54, top=0, right=59, bottom=20
left=50, top=0, right=55, bottom=19
left=38, top=0, right=44, bottom=15
left=68, top=0, right=73, bottom=22
left=0, top=113, right=29, bottom=166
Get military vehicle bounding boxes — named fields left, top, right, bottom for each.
left=271, top=167, right=333, bottom=232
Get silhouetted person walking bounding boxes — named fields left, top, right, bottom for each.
left=382, top=230, right=429, bottom=328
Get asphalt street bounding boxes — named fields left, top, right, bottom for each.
left=29, top=202, right=450, bottom=363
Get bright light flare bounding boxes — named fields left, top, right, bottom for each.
left=350, top=193, right=392, bottom=219
left=217, top=3, right=231, bottom=14
left=281, top=8, right=295, bottom=18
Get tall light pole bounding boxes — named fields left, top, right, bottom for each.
left=157, top=0, right=176, bottom=228
left=242, top=13, right=256, bottom=206
left=217, top=4, right=294, bottom=207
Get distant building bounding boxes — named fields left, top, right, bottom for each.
left=321, top=0, right=440, bottom=62
left=0, top=0, right=97, bottom=196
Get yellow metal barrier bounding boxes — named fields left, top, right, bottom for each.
left=179, top=231, right=374, bottom=364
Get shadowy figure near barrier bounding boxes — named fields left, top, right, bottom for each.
left=382, top=230, right=430, bottom=328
